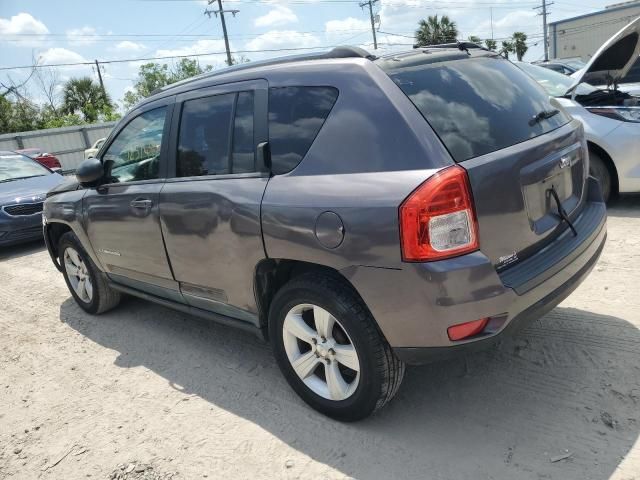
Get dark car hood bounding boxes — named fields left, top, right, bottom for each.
left=0, top=173, right=66, bottom=205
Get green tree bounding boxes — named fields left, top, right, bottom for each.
left=467, top=35, right=482, bottom=45
left=484, top=38, right=497, bottom=51
left=512, top=32, right=528, bottom=61
left=415, top=15, right=458, bottom=46
left=501, top=40, right=514, bottom=60
left=62, top=77, right=112, bottom=123
left=123, top=58, right=215, bottom=109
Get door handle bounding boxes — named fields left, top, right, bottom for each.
left=130, top=199, right=153, bottom=209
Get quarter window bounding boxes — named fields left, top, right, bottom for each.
left=103, top=107, right=167, bottom=183
left=177, top=91, right=256, bottom=177
left=269, top=87, right=338, bottom=174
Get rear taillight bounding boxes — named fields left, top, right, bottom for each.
left=399, top=165, right=479, bottom=262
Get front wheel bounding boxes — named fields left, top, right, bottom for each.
left=589, top=150, right=613, bottom=202
left=269, top=273, right=405, bottom=421
left=59, top=232, right=121, bottom=314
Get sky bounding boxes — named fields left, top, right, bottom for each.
left=0, top=0, right=618, bottom=110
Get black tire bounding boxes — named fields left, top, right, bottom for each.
left=269, top=272, right=405, bottom=421
left=589, top=150, right=612, bottom=203
left=58, top=232, right=121, bottom=314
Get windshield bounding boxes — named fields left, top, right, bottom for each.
left=0, top=153, right=51, bottom=182
left=517, top=62, right=598, bottom=97
left=564, top=59, right=586, bottom=70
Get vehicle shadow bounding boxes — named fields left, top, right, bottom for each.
left=0, top=239, right=45, bottom=261
left=607, top=194, right=640, bottom=218
left=60, top=298, right=640, bottom=479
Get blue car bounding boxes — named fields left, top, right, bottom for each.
left=0, top=151, right=66, bottom=247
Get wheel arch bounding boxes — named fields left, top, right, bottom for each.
left=587, top=141, right=619, bottom=196
left=254, top=259, right=372, bottom=339
left=44, top=222, right=73, bottom=271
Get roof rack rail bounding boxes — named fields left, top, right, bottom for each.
left=150, top=46, right=376, bottom=97
left=413, top=41, right=488, bottom=52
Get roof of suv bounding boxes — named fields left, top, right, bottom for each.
left=135, top=44, right=497, bottom=110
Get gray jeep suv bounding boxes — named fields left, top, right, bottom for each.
left=43, top=46, right=607, bottom=421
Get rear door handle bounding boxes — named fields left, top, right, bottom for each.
left=130, top=199, right=153, bottom=209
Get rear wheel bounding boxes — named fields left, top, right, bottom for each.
left=589, top=149, right=612, bottom=202
left=59, top=232, right=121, bottom=314
left=269, top=273, right=405, bottom=421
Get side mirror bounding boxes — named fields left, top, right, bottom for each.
left=76, top=157, right=104, bottom=186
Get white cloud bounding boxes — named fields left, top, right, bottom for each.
left=325, top=17, right=370, bottom=35
left=38, top=47, right=86, bottom=65
left=66, top=26, right=98, bottom=46
left=245, top=30, right=320, bottom=52
left=0, top=12, right=49, bottom=47
left=255, top=5, right=298, bottom=28
left=114, top=40, right=146, bottom=53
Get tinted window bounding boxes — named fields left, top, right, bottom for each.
left=269, top=87, right=338, bottom=174
left=177, top=93, right=234, bottom=177
left=232, top=91, right=255, bottom=173
left=103, top=107, right=166, bottom=183
left=177, top=92, right=256, bottom=176
left=379, top=55, right=571, bottom=162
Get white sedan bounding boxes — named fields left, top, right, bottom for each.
left=515, top=18, right=640, bottom=201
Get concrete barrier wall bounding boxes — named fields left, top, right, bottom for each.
left=0, top=122, right=117, bottom=172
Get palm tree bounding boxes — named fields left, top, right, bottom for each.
left=501, top=40, right=515, bottom=60
left=62, top=77, right=111, bottom=123
left=484, top=38, right=497, bottom=51
left=415, top=15, right=458, bottom=46
left=512, top=32, right=528, bottom=61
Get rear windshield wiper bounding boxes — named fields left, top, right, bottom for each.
left=548, top=185, right=577, bottom=237
left=529, top=109, right=560, bottom=126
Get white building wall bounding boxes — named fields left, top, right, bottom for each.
left=550, top=2, right=640, bottom=61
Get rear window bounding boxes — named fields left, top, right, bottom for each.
left=269, top=86, right=338, bottom=174
left=379, top=54, right=571, bottom=162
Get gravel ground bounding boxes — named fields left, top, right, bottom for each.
left=1, top=197, right=639, bottom=480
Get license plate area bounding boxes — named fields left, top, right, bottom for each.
left=521, top=143, right=584, bottom=234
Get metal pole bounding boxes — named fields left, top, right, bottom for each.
left=542, top=0, right=548, bottom=61
left=360, top=1, right=378, bottom=50
left=217, top=0, right=233, bottom=66
left=94, top=60, right=107, bottom=101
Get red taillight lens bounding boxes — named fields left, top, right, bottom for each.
left=399, top=165, right=479, bottom=262
left=447, top=318, right=489, bottom=341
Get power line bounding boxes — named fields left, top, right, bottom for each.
left=0, top=44, right=411, bottom=71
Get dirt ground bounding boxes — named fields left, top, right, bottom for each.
left=1, top=198, right=639, bottom=480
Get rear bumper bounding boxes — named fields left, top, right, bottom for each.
left=343, top=178, right=607, bottom=364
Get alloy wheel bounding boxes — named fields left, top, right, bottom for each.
left=282, top=303, right=360, bottom=401
left=63, top=247, right=93, bottom=303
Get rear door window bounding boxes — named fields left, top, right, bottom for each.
left=177, top=91, right=257, bottom=177
left=268, top=86, right=338, bottom=174
left=378, top=54, right=571, bottom=162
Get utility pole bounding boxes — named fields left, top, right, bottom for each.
left=205, top=0, right=239, bottom=66
left=490, top=7, right=494, bottom=41
left=360, top=0, right=378, bottom=50
left=94, top=59, right=107, bottom=101
left=534, top=0, right=553, bottom=61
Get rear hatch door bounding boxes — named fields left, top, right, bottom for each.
left=378, top=50, right=587, bottom=270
